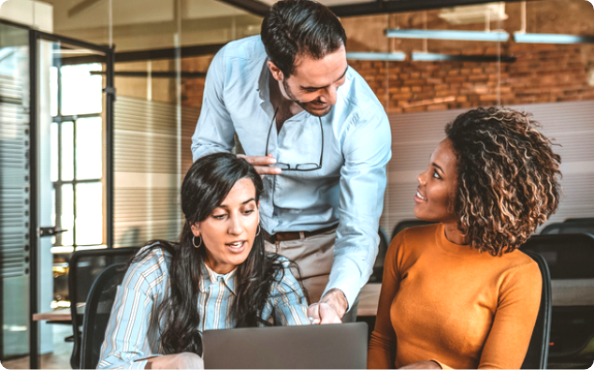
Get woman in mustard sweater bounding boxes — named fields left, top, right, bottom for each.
left=368, top=107, right=562, bottom=369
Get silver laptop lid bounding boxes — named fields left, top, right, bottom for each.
left=202, top=322, right=368, bottom=369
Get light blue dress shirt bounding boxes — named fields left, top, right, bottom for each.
left=191, top=35, right=392, bottom=307
left=98, top=246, right=309, bottom=369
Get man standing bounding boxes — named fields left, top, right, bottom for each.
left=192, top=0, right=391, bottom=323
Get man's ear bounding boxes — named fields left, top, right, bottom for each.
left=267, top=61, right=284, bottom=82
left=190, top=222, right=201, bottom=237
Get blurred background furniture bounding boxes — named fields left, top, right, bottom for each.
left=540, top=217, right=594, bottom=235
left=520, top=250, right=552, bottom=370
left=80, top=262, right=128, bottom=369
left=369, top=227, right=390, bottom=283
left=521, top=233, right=594, bottom=368
left=68, top=247, right=139, bottom=369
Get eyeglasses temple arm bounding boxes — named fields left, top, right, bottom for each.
left=319, top=117, right=324, bottom=167
left=265, top=107, right=279, bottom=156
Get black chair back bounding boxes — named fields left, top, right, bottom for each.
left=369, top=227, right=389, bottom=283
left=391, top=220, right=435, bottom=241
left=521, top=251, right=552, bottom=369
left=80, top=262, right=128, bottom=369
left=522, top=234, right=594, bottom=279
left=563, top=217, right=594, bottom=224
left=541, top=221, right=594, bottom=236
left=521, top=234, right=594, bottom=365
left=68, top=247, right=139, bottom=369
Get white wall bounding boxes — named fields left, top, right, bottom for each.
left=0, top=0, right=53, bottom=32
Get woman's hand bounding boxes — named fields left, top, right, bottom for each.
left=144, top=352, right=203, bottom=369
left=398, top=360, right=442, bottom=369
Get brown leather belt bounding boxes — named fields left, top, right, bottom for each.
left=263, top=225, right=337, bottom=243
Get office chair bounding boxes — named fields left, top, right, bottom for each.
left=563, top=217, right=594, bottom=224
left=540, top=220, right=594, bottom=235
left=521, top=234, right=594, bottom=367
left=520, top=250, right=552, bottom=369
left=369, top=227, right=389, bottom=283
left=80, top=262, right=128, bottom=369
left=391, top=219, right=436, bottom=241
left=68, top=247, right=139, bottom=369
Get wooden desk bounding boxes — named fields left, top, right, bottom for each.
left=32, top=304, right=85, bottom=322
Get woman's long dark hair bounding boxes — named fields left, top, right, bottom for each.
left=132, top=152, right=289, bottom=355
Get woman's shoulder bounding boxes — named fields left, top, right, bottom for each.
left=398, top=223, right=440, bottom=242
left=492, top=249, right=542, bottom=296
left=389, top=223, right=440, bottom=256
left=123, top=242, right=173, bottom=292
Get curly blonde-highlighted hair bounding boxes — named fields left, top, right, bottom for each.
left=446, top=107, right=562, bottom=256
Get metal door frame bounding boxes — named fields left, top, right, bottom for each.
left=0, top=19, right=114, bottom=368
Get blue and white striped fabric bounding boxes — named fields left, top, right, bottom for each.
left=97, top=246, right=310, bottom=369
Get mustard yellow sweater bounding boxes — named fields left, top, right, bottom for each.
left=368, top=223, right=541, bottom=369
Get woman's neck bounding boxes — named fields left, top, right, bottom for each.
left=443, top=221, right=468, bottom=245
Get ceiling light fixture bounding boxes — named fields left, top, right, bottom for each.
left=411, top=52, right=516, bottom=62
left=513, top=33, right=594, bottom=44
left=385, top=29, right=509, bottom=42
left=346, top=52, right=406, bottom=61
left=513, top=1, right=594, bottom=44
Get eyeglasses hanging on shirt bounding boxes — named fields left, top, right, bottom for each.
left=265, top=107, right=324, bottom=171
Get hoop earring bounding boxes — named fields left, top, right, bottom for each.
left=192, top=236, right=202, bottom=248
left=256, top=225, right=261, bottom=236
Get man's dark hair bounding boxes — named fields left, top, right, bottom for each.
left=261, top=0, right=347, bottom=77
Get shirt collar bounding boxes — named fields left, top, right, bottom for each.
left=201, top=260, right=236, bottom=294
left=257, top=58, right=269, bottom=97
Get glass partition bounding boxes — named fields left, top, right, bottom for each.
left=0, top=21, right=31, bottom=361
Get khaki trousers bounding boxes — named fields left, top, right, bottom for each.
left=264, top=229, right=359, bottom=322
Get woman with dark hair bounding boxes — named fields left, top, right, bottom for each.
left=368, top=107, right=562, bottom=369
left=98, top=153, right=329, bottom=369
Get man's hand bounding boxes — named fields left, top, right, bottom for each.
left=144, top=352, right=203, bottom=369
left=307, top=289, right=348, bottom=324
left=307, top=302, right=342, bottom=325
left=398, top=361, right=442, bottom=369
left=237, top=153, right=282, bottom=176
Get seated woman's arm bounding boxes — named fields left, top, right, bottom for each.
left=98, top=249, right=167, bottom=369
left=368, top=232, right=404, bottom=369
left=266, top=258, right=311, bottom=326
left=430, top=259, right=543, bottom=370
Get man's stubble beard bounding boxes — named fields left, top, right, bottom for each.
left=282, top=79, right=332, bottom=118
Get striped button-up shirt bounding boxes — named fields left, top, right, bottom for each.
left=98, top=246, right=309, bottom=369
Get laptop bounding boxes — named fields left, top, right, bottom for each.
left=202, top=322, right=368, bottom=369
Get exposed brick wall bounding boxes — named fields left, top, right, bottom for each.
left=349, top=43, right=594, bottom=114
left=179, top=42, right=594, bottom=113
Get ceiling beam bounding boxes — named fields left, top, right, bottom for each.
left=330, top=0, right=537, bottom=18
left=91, top=71, right=207, bottom=78
left=215, top=0, right=538, bottom=18
left=68, top=0, right=104, bottom=18
left=58, top=43, right=226, bottom=65
left=216, top=0, right=270, bottom=17
left=115, top=43, right=226, bottom=62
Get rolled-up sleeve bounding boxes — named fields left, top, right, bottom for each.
left=191, top=47, right=235, bottom=161
left=98, top=250, right=167, bottom=369
left=324, top=110, right=392, bottom=309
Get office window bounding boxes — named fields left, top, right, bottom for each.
left=50, top=63, right=104, bottom=252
